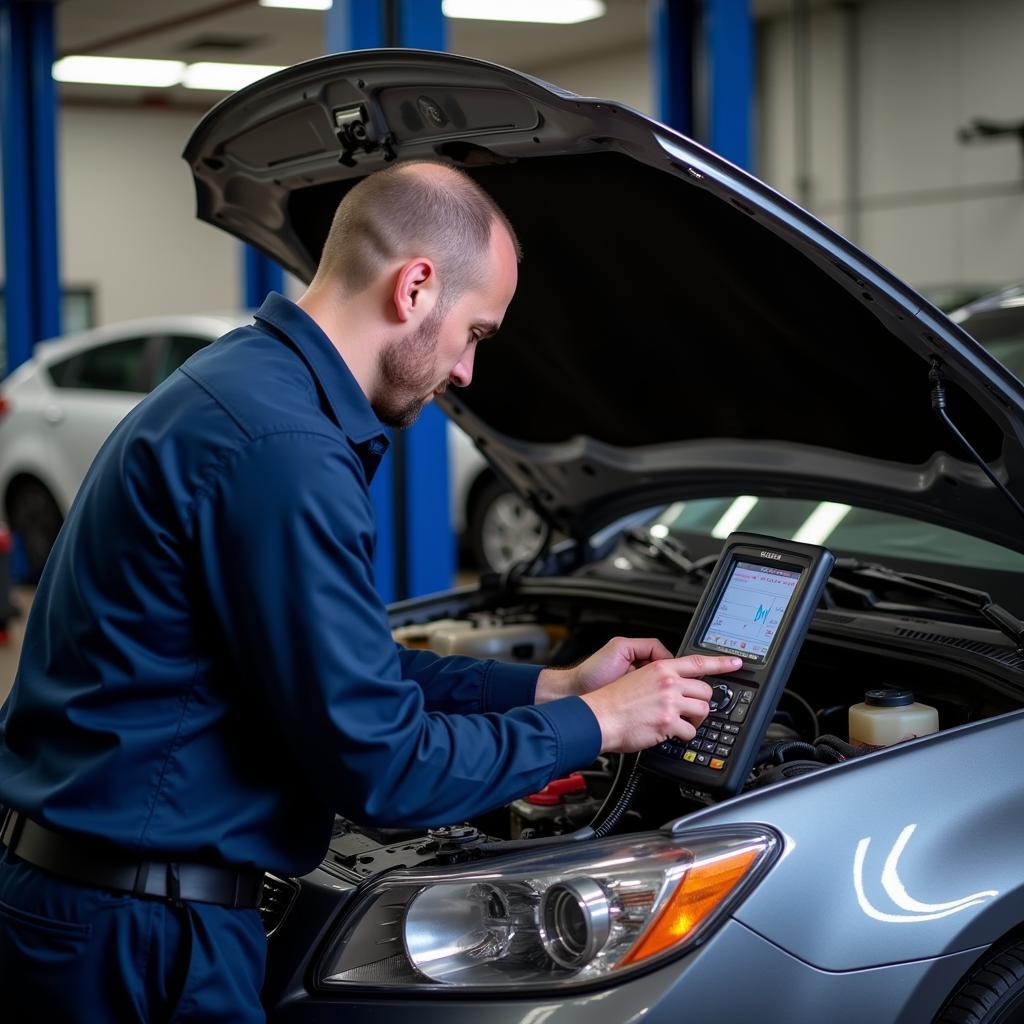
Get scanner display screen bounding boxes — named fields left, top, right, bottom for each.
left=699, top=560, right=802, bottom=662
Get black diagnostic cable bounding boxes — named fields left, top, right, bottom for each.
left=588, top=753, right=641, bottom=839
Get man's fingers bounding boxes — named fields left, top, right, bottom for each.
left=671, top=719, right=698, bottom=743
left=671, top=653, right=743, bottom=678
left=618, top=636, right=674, bottom=665
left=682, top=678, right=714, bottom=702
left=678, top=696, right=711, bottom=724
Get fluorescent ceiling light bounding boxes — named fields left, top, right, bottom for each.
left=183, top=62, right=286, bottom=91
left=711, top=495, right=759, bottom=540
left=53, top=56, right=185, bottom=88
left=442, top=0, right=605, bottom=24
left=791, top=502, right=852, bottom=545
left=259, top=0, right=332, bottom=9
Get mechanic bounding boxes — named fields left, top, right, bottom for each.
left=0, top=161, right=737, bottom=1021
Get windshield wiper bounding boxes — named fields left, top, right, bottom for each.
left=622, top=528, right=717, bottom=580
left=827, top=558, right=1024, bottom=650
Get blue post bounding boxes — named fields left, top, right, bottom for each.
left=1, top=0, right=60, bottom=583
left=324, top=1, right=454, bottom=602
left=393, top=2, right=454, bottom=599
left=704, top=0, right=754, bottom=170
left=241, top=245, right=284, bottom=309
left=651, top=0, right=697, bottom=136
left=1, top=0, right=62, bottom=374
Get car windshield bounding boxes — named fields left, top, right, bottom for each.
left=649, top=496, right=1024, bottom=575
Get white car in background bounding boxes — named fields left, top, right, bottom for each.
left=0, top=313, right=541, bottom=579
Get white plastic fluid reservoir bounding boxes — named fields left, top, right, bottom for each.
left=848, top=689, right=939, bottom=749
left=429, top=623, right=551, bottom=663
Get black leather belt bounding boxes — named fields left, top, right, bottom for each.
left=0, top=811, right=265, bottom=909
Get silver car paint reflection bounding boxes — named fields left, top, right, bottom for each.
left=854, top=823, right=998, bottom=923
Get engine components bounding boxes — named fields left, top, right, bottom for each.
left=393, top=617, right=552, bottom=663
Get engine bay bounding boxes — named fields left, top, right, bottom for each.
left=317, top=575, right=1024, bottom=883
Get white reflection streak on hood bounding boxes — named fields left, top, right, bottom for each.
left=854, top=824, right=997, bottom=923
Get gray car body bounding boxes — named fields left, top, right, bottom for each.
left=263, top=696, right=1023, bottom=1021
left=182, top=50, right=1024, bottom=1021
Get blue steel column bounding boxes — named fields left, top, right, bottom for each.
left=1, top=0, right=62, bottom=374
left=651, top=0, right=697, bottom=136
left=241, top=244, right=283, bottom=308
left=704, top=0, right=754, bottom=169
left=325, top=0, right=453, bottom=603
left=392, top=1, right=452, bottom=600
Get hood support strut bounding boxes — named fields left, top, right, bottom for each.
left=929, top=360, right=1024, bottom=526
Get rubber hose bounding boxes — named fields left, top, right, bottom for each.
left=767, top=740, right=818, bottom=764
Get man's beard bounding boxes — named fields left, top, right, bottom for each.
left=373, top=305, right=447, bottom=429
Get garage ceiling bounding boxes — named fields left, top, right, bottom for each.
left=56, top=0, right=651, bottom=107
left=56, top=0, right=809, bottom=109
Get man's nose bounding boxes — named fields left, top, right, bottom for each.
left=449, top=347, right=475, bottom=388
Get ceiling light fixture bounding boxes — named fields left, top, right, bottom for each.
left=258, top=0, right=333, bottom=10
left=52, top=55, right=186, bottom=88
left=442, top=0, right=605, bottom=25
left=182, top=62, right=286, bottom=91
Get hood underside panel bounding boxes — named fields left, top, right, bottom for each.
left=184, top=50, right=1024, bottom=551
left=289, top=151, right=1001, bottom=464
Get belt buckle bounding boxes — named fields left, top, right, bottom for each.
left=166, top=862, right=182, bottom=905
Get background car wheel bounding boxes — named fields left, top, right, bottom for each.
left=469, top=477, right=546, bottom=574
left=8, top=479, right=64, bottom=582
left=935, top=940, right=1024, bottom=1023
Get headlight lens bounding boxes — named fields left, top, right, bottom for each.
left=318, top=826, right=777, bottom=992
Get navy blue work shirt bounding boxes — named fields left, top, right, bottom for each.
left=0, top=294, right=601, bottom=876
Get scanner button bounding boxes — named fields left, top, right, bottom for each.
left=683, top=750, right=697, bottom=763
left=722, top=722, right=740, bottom=734
left=730, top=703, right=750, bottom=723
left=695, top=753, right=710, bottom=766
left=701, top=740, right=717, bottom=753
left=709, top=758, right=726, bottom=771
left=721, top=733, right=736, bottom=746
left=715, top=745, right=731, bottom=758
left=739, top=689, right=754, bottom=704
left=708, top=684, right=734, bottom=713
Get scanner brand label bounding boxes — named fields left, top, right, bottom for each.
left=760, top=551, right=783, bottom=560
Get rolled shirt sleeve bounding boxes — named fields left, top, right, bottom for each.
left=193, top=430, right=601, bottom=828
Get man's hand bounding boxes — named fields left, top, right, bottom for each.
left=580, top=654, right=740, bottom=753
left=535, top=637, right=675, bottom=704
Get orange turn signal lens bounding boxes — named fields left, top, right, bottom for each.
left=619, top=847, right=760, bottom=966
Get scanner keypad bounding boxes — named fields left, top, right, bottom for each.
left=659, top=682, right=756, bottom=771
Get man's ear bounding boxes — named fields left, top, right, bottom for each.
left=392, top=258, right=437, bottom=325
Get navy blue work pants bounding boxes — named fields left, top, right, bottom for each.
left=0, top=847, right=266, bottom=1021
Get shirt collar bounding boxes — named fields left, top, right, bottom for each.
left=253, top=292, right=387, bottom=446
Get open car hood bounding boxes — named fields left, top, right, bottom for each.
left=184, top=49, right=1024, bottom=554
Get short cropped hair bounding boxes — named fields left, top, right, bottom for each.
left=315, top=161, right=521, bottom=311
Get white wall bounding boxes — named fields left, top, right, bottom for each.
left=525, top=42, right=653, bottom=116
left=758, top=0, right=1024, bottom=294
left=59, top=104, right=238, bottom=325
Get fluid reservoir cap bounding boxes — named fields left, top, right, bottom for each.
left=526, top=773, right=586, bottom=806
left=865, top=688, right=914, bottom=707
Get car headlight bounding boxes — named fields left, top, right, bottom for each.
left=318, top=825, right=778, bottom=993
